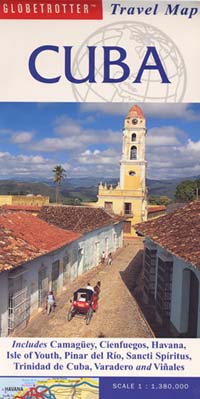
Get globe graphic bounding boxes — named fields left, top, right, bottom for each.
left=72, top=21, right=186, bottom=102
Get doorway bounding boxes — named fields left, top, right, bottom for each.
left=95, top=242, right=100, bottom=265
left=8, top=269, right=30, bottom=332
left=63, top=253, right=71, bottom=285
left=51, top=260, right=60, bottom=294
left=188, top=270, right=199, bottom=337
left=77, top=248, right=84, bottom=276
left=38, top=266, right=48, bottom=308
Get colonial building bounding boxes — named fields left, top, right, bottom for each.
left=96, top=105, right=148, bottom=236
left=0, top=211, right=79, bottom=336
left=0, top=207, right=123, bottom=336
left=136, top=201, right=200, bottom=338
left=0, top=194, right=49, bottom=207
left=147, top=205, right=166, bottom=220
left=39, top=205, right=123, bottom=277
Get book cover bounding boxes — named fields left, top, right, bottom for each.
left=0, top=0, right=200, bottom=398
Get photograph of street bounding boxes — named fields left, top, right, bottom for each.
left=0, top=102, right=199, bottom=338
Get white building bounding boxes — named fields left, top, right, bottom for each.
left=136, top=201, right=200, bottom=338
left=0, top=207, right=123, bottom=336
left=39, top=205, right=123, bottom=279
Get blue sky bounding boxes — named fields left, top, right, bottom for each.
left=0, top=102, right=200, bottom=180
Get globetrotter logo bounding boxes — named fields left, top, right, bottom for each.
left=0, top=0, right=103, bottom=19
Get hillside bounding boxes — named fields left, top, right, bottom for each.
left=0, top=180, right=57, bottom=200
left=0, top=176, right=197, bottom=203
left=0, top=179, right=98, bottom=203
left=146, top=178, right=180, bottom=198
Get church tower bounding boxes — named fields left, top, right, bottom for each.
left=97, top=105, right=148, bottom=236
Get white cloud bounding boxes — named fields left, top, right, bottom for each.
left=12, top=132, right=33, bottom=144
left=0, top=129, right=34, bottom=145
left=28, top=124, right=200, bottom=180
left=79, top=148, right=120, bottom=166
left=183, top=139, right=200, bottom=152
left=32, top=137, right=81, bottom=151
left=31, top=116, right=121, bottom=152
left=0, top=151, right=70, bottom=178
left=143, top=104, right=200, bottom=121
left=54, top=117, right=82, bottom=136
left=147, top=126, right=185, bottom=147
left=80, top=103, right=200, bottom=121
left=1, top=106, right=199, bottom=180
left=147, top=137, right=200, bottom=179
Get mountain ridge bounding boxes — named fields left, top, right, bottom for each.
left=0, top=175, right=199, bottom=202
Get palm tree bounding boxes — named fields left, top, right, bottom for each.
left=52, top=165, right=66, bottom=203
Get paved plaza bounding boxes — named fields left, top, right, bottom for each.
left=16, top=240, right=154, bottom=338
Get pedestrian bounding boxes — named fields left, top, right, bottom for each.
left=86, top=282, right=94, bottom=292
left=94, top=281, right=101, bottom=297
left=101, top=251, right=106, bottom=264
left=107, top=252, right=113, bottom=266
left=46, top=290, right=56, bottom=315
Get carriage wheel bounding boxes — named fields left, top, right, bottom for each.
left=86, top=307, right=93, bottom=325
left=67, top=309, right=73, bottom=321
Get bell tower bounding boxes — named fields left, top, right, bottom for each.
left=97, top=105, right=148, bottom=236
left=120, top=105, right=147, bottom=196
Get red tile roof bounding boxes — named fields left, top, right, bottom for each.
left=2, top=205, right=41, bottom=212
left=0, top=212, right=80, bottom=272
left=39, top=205, right=123, bottom=234
left=127, top=105, right=144, bottom=119
left=148, top=206, right=166, bottom=214
left=136, top=201, right=200, bottom=269
left=0, top=226, right=45, bottom=272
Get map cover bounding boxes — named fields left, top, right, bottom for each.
left=0, top=0, right=200, bottom=398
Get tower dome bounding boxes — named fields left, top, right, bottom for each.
left=127, top=105, right=144, bottom=119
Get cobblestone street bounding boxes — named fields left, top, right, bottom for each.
left=16, top=240, right=154, bottom=338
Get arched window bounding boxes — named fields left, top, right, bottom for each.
left=130, top=145, right=137, bottom=160
left=131, top=133, right=136, bottom=142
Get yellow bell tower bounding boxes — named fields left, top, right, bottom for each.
left=97, top=105, right=148, bottom=236
left=120, top=105, right=147, bottom=190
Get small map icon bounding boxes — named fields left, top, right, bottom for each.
left=0, top=378, right=99, bottom=399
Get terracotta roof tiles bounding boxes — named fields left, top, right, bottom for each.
left=136, top=201, right=200, bottom=269
left=1, top=205, right=41, bottom=212
left=0, top=226, right=46, bottom=272
left=0, top=211, right=80, bottom=273
left=127, top=105, right=144, bottom=119
left=39, top=205, right=123, bottom=234
left=148, top=206, right=166, bottom=214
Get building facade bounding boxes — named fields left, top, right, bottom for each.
left=0, top=194, right=49, bottom=207
left=136, top=201, right=200, bottom=338
left=0, top=208, right=123, bottom=336
left=96, top=105, right=148, bottom=237
left=143, top=239, right=200, bottom=338
left=39, top=206, right=123, bottom=279
left=0, top=242, right=77, bottom=336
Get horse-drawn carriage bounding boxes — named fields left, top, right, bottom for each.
left=67, top=288, right=98, bottom=325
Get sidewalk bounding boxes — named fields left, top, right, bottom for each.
left=17, top=240, right=154, bottom=338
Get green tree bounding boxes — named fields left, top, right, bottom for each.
left=73, top=198, right=82, bottom=205
left=195, top=179, right=200, bottom=200
left=52, top=165, right=66, bottom=203
left=175, top=180, right=196, bottom=202
left=148, top=195, right=171, bottom=206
